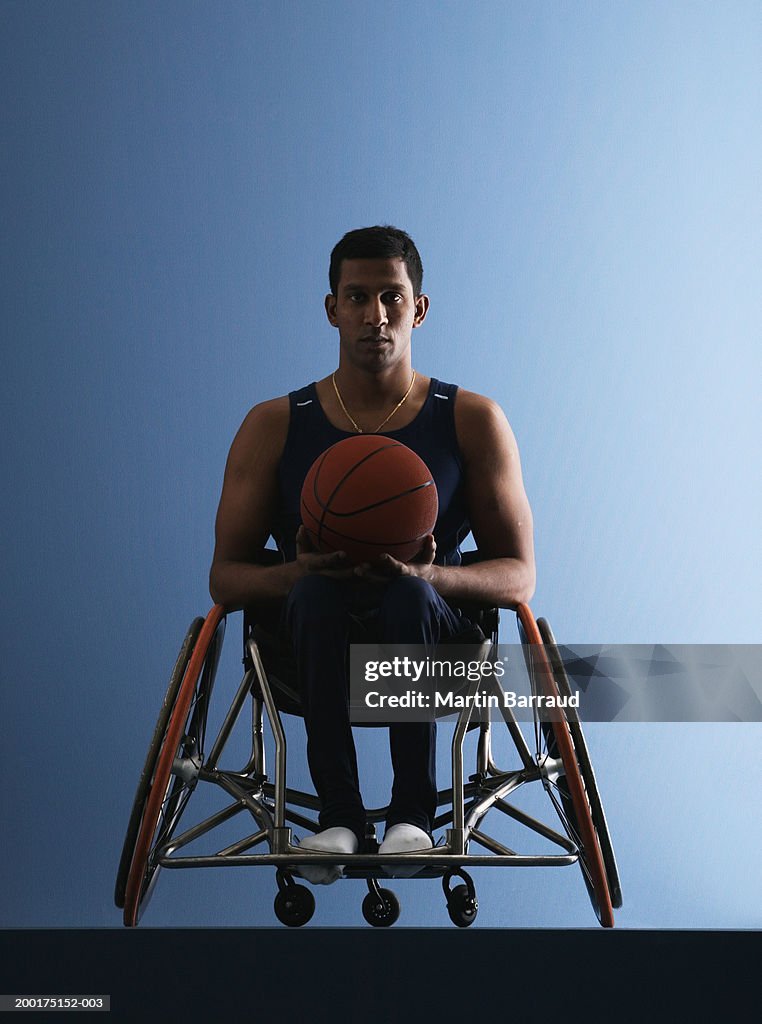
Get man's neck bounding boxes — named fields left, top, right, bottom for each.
left=331, top=363, right=415, bottom=405
left=316, top=367, right=429, bottom=434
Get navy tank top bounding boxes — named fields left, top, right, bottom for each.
left=272, top=378, right=471, bottom=565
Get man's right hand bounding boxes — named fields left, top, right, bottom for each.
left=295, top=525, right=356, bottom=579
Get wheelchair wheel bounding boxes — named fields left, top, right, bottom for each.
left=442, top=870, right=478, bottom=928
left=114, top=617, right=204, bottom=909
left=362, top=887, right=400, bottom=928
left=537, top=617, right=623, bottom=909
left=446, top=885, right=478, bottom=928
left=274, top=884, right=316, bottom=927
left=121, top=607, right=226, bottom=926
left=516, top=605, right=615, bottom=928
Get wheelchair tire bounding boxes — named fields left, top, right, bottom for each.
left=121, top=606, right=226, bottom=926
left=446, top=884, right=478, bottom=928
left=274, top=885, right=315, bottom=927
left=362, top=888, right=400, bottom=928
left=516, top=605, right=615, bottom=928
left=537, top=617, right=623, bottom=910
left=114, top=617, right=205, bottom=909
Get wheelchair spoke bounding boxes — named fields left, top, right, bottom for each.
left=144, top=653, right=219, bottom=877
left=541, top=769, right=598, bottom=896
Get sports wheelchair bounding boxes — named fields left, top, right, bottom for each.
left=115, top=552, right=621, bottom=929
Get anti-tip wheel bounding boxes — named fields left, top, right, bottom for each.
left=362, top=888, right=400, bottom=928
left=274, top=884, right=315, bottom=927
left=446, top=884, right=478, bottom=928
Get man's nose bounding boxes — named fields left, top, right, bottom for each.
left=364, top=297, right=388, bottom=326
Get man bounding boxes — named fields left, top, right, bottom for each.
left=209, top=226, right=535, bottom=883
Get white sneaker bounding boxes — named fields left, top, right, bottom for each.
left=378, top=823, right=433, bottom=878
left=296, top=827, right=359, bottom=886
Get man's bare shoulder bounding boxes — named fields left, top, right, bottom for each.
left=226, top=395, right=290, bottom=473
left=453, top=387, right=517, bottom=457
left=237, top=394, right=290, bottom=433
left=454, top=386, right=508, bottom=419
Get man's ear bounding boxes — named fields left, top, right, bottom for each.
left=413, top=293, right=430, bottom=328
left=325, top=293, right=338, bottom=326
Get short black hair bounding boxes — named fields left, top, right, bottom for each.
left=329, top=225, right=424, bottom=297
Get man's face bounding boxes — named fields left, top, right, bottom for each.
left=325, top=258, right=429, bottom=373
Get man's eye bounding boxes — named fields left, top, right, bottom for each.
left=384, top=293, right=402, bottom=303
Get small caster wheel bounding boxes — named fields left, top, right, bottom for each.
left=274, top=884, right=315, bottom=927
left=446, top=884, right=478, bottom=928
left=362, top=888, right=400, bottom=928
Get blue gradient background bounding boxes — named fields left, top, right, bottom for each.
left=1, top=0, right=760, bottom=928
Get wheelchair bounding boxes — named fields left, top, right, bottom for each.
left=115, top=552, right=622, bottom=929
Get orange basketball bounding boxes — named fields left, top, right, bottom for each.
left=300, top=435, right=439, bottom=565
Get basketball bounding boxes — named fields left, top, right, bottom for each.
left=300, top=435, right=439, bottom=565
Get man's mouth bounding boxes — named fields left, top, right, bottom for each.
left=361, top=335, right=390, bottom=344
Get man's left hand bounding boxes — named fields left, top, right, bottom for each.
left=353, top=534, right=437, bottom=583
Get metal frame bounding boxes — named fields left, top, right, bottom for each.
left=149, top=614, right=583, bottom=880
left=117, top=592, right=621, bottom=927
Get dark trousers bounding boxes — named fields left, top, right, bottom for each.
left=285, top=575, right=472, bottom=842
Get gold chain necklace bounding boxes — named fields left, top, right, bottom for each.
left=332, top=370, right=416, bottom=433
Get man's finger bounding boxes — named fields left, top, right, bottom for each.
left=315, top=550, right=348, bottom=568
left=296, top=525, right=313, bottom=553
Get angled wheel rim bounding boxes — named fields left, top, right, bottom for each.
left=537, top=617, right=623, bottom=909
left=114, top=616, right=205, bottom=908
left=122, top=605, right=226, bottom=926
left=516, top=604, right=615, bottom=928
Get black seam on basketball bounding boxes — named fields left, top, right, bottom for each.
left=300, top=497, right=322, bottom=529
left=306, top=446, right=338, bottom=548
left=309, top=442, right=405, bottom=548
left=313, top=440, right=403, bottom=518
left=303, top=440, right=435, bottom=551
left=312, top=479, right=435, bottom=518
left=306, top=517, right=435, bottom=548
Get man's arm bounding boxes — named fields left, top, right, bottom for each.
left=443, top=388, right=535, bottom=607
left=209, top=398, right=351, bottom=610
left=355, top=390, right=535, bottom=608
